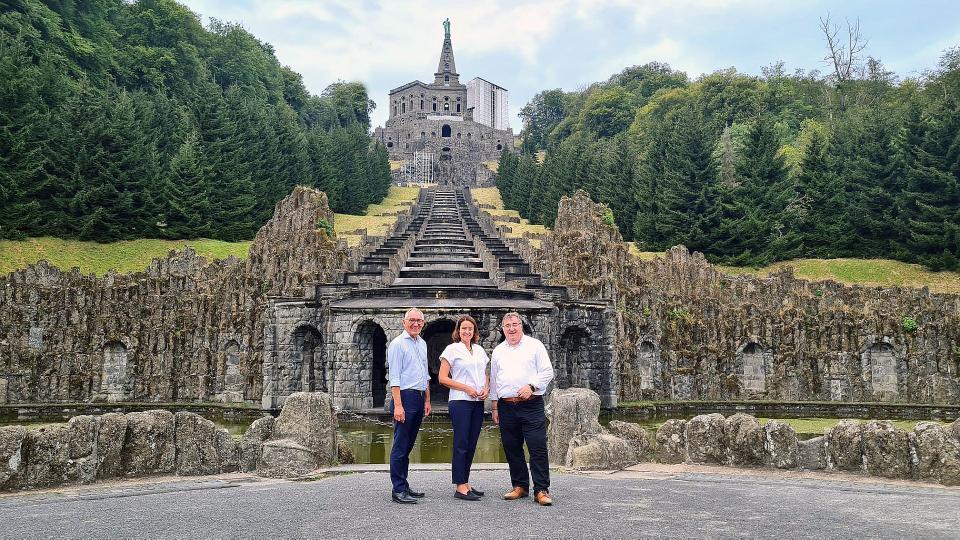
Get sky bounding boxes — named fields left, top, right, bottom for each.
left=178, top=0, right=960, bottom=131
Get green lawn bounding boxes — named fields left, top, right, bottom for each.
left=0, top=237, right=250, bottom=277
left=333, top=185, right=420, bottom=246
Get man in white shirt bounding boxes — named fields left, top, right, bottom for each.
left=490, top=311, right=555, bottom=506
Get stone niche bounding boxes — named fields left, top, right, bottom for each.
left=216, top=340, right=244, bottom=403
left=735, top=342, right=772, bottom=398
left=623, top=338, right=659, bottom=399
left=99, top=341, right=130, bottom=403
left=860, top=338, right=902, bottom=402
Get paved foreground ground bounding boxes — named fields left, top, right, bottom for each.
left=1, top=463, right=959, bottom=539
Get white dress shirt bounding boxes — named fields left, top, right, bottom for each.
left=490, top=335, right=554, bottom=400
left=439, top=341, right=489, bottom=402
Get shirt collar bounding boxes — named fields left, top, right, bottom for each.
left=404, top=331, right=422, bottom=342
left=505, top=335, right=526, bottom=348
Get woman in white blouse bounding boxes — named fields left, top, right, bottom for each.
left=438, top=315, right=490, bottom=501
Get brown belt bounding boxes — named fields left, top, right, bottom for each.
left=500, top=396, right=532, bottom=404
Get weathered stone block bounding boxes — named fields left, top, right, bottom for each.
left=96, top=413, right=127, bottom=479
left=655, top=419, right=687, bottom=464
left=825, top=420, right=863, bottom=472
left=67, top=415, right=97, bottom=483
left=122, top=410, right=175, bottom=477
left=949, top=419, right=960, bottom=442
left=337, top=439, right=355, bottom=465
left=67, top=415, right=96, bottom=459
left=257, top=439, right=316, bottom=478
left=174, top=412, right=220, bottom=476
left=215, top=428, right=239, bottom=473
left=798, top=436, right=826, bottom=470
left=725, top=413, right=766, bottom=467
left=240, top=416, right=276, bottom=472
left=862, top=421, right=911, bottom=479
left=546, top=388, right=602, bottom=466
left=25, top=425, right=72, bottom=488
left=565, top=433, right=636, bottom=470
left=764, top=420, right=798, bottom=469
left=911, top=421, right=960, bottom=485
left=685, top=413, right=727, bottom=464
left=0, top=426, right=27, bottom=490
left=608, top=420, right=652, bottom=462
left=272, top=392, right=337, bottom=468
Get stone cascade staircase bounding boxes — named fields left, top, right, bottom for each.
left=391, top=188, right=497, bottom=288
left=455, top=191, right=544, bottom=287
left=340, top=191, right=434, bottom=286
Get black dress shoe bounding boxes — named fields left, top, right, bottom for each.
left=470, top=487, right=485, bottom=497
left=392, top=491, right=418, bottom=504
left=406, top=488, right=425, bottom=498
left=454, top=490, right=481, bottom=501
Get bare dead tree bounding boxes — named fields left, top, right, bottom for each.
left=820, top=14, right=869, bottom=84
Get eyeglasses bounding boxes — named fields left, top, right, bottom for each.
left=405, top=318, right=425, bottom=324
left=503, top=323, right=522, bottom=329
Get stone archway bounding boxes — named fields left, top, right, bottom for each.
left=354, top=321, right=388, bottom=409
left=422, top=319, right=455, bottom=402
left=558, top=326, right=590, bottom=389
left=292, top=325, right=324, bottom=393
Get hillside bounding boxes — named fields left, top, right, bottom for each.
left=503, top=50, right=960, bottom=272
left=0, top=0, right=390, bottom=243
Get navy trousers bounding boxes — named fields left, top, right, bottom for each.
left=448, top=400, right=484, bottom=485
left=390, top=389, right=425, bottom=494
left=498, top=396, right=550, bottom=494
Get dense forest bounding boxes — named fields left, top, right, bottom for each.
left=499, top=31, right=960, bottom=270
left=0, top=0, right=391, bottom=242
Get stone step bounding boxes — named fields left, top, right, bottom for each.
left=399, top=267, right=491, bottom=279
left=406, top=257, right=484, bottom=267
left=416, top=239, right=474, bottom=247
left=390, top=277, right=498, bottom=288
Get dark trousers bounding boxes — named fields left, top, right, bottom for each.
left=498, top=396, right=550, bottom=494
left=448, top=400, right=484, bottom=485
left=390, top=389, right=425, bottom=494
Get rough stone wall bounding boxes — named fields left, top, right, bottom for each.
left=0, top=187, right=350, bottom=405
left=520, top=190, right=960, bottom=405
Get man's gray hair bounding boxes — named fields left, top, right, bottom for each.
left=404, top=307, right=424, bottom=320
left=501, top=311, right=522, bottom=325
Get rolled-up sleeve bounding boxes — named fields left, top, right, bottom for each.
left=532, top=340, right=554, bottom=393
left=387, top=338, right=403, bottom=388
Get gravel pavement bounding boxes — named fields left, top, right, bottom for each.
left=1, top=464, right=958, bottom=539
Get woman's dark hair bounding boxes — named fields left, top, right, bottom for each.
left=451, top=315, right=480, bottom=344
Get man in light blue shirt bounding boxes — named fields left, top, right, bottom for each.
left=388, top=308, right=431, bottom=504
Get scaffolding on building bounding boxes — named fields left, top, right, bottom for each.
left=403, top=151, right=435, bottom=184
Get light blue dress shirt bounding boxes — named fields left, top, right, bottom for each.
left=387, top=331, right=429, bottom=390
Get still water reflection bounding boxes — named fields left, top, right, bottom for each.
left=339, top=420, right=507, bottom=464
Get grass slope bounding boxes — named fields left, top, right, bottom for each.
left=0, top=186, right=423, bottom=276
left=333, top=185, right=420, bottom=246
left=0, top=237, right=250, bottom=277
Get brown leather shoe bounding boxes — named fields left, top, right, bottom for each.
left=535, top=491, right=553, bottom=506
left=503, top=486, right=529, bottom=500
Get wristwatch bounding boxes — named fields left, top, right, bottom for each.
left=528, top=384, right=537, bottom=392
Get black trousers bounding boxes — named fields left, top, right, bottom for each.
left=390, top=389, right=425, bottom=494
left=498, top=396, right=550, bottom=494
